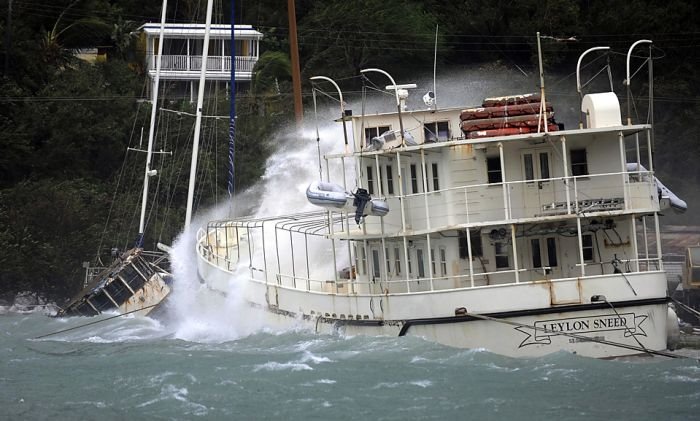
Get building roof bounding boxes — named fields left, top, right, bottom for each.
left=139, top=23, right=263, bottom=39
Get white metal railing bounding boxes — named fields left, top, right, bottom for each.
left=150, top=55, right=258, bottom=73
left=364, top=169, right=657, bottom=234
left=197, top=229, right=663, bottom=297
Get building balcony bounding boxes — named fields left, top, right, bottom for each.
left=147, top=54, right=257, bottom=81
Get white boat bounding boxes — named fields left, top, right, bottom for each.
left=196, top=39, right=683, bottom=358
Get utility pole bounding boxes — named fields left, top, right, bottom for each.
left=288, top=0, right=303, bottom=128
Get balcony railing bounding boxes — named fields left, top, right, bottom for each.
left=149, top=55, right=257, bottom=73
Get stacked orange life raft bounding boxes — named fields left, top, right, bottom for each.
left=460, top=93, right=560, bottom=139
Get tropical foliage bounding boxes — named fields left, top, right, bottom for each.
left=1, top=0, right=699, bottom=301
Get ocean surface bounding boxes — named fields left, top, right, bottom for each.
left=2, top=308, right=700, bottom=420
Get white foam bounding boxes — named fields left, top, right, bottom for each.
left=253, top=361, right=313, bottom=372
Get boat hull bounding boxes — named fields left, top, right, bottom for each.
left=197, top=249, right=670, bottom=358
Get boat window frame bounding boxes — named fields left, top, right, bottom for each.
left=570, top=148, right=589, bottom=177
left=582, top=234, right=595, bottom=262
left=486, top=156, right=503, bottom=184
left=494, top=241, right=510, bottom=269
left=410, top=164, right=419, bottom=194
left=364, top=125, right=392, bottom=147
left=431, top=162, right=440, bottom=191
left=423, top=121, right=450, bottom=142
left=385, top=165, right=394, bottom=195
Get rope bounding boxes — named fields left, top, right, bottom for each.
left=34, top=304, right=161, bottom=340
left=461, top=310, right=691, bottom=360
left=672, top=297, right=700, bottom=322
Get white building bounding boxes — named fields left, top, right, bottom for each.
left=140, top=23, right=263, bottom=101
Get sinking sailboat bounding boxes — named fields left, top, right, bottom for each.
left=58, top=2, right=179, bottom=318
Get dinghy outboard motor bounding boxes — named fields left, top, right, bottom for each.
left=352, top=188, right=372, bottom=224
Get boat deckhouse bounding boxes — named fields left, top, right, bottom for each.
left=139, top=23, right=263, bottom=100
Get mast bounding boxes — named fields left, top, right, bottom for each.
left=288, top=0, right=303, bottom=127
left=228, top=2, right=237, bottom=201
left=137, top=0, right=168, bottom=247
left=184, top=0, right=214, bottom=229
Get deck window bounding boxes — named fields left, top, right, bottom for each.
left=417, top=249, right=425, bottom=278
left=431, top=163, right=440, bottom=191
left=531, top=239, right=542, bottom=268
left=410, top=164, right=419, bottom=193
left=582, top=234, right=594, bottom=262
left=423, top=121, right=450, bottom=142
left=359, top=246, right=367, bottom=275
left=546, top=237, right=558, bottom=267
left=385, top=165, right=394, bottom=195
left=372, top=249, right=381, bottom=278
left=364, top=126, right=391, bottom=146
left=494, top=241, right=509, bottom=269
left=459, top=230, right=483, bottom=258
left=367, top=166, right=374, bottom=194
left=487, top=157, right=502, bottom=184
left=386, top=247, right=391, bottom=274
left=570, top=148, right=588, bottom=176
left=394, top=247, right=401, bottom=275
left=440, top=248, right=447, bottom=276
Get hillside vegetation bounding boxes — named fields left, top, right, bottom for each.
left=1, top=0, right=698, bottom=300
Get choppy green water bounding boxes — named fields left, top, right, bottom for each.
left=2, top=310, right=700, bottom=420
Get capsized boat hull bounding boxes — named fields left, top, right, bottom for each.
left=57, top=248, right=171, bottom=317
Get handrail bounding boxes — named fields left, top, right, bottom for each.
left=199, top=231, right=663, bottom=297
left=149, top=54, right=258, bottom=72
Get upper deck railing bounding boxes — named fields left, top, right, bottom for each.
left=148, top=54, right=258, bottom=74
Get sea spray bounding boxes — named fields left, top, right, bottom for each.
left=160, top=68, right=562, bottom=343
left=164, top=119, right=351, bottom=342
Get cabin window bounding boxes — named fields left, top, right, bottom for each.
left=367, top=166, right=374, bottom=195
left=531, top=239, right=542, bottom=268
left=546, top=237, right=558, bottom=267
left=459, top=230, right=483, bottom=259
left=430, top=249, right=436, bottom=275
left=408, top=250, right=413, bottom=275
left=494, top=241, right=510, bottom=269
left=440, top=248, right=447, bottom=276
left=423, top=121, right=450, bottom=142
left=410, top=164, right=419, bottom=193
left=364, top=126, right=391, bottom=146
left=431, top=163, right=440, bottom=191
left=487, top=156, right=502, bottom=184
left=394, top=247, right=401, bottom=275
left=417, top=249, right=426, bottom=278
left=359, top=246, right=367, bottom=275
left=385, top=165, right=394, bottom=195
left=570, top=148, right=588, bottom=176
left=372, top=249, right=381, bottom=278
left=531, top=237, right=558, bottom=269
left=539, top=152, right=550, bottom=179
left=523, top=151, right=550, bottom=182
left=385, top=247, right=392, bottom=274
left=582, top=234, right=594, bottom=262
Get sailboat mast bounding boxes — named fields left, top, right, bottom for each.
left=228, top=2, right=236, bottom=200
left=137, top=0, right=168, bottom=247
left=288, top=0, right=303, bottom=127
left=184, top=0, right=214, bottom=229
